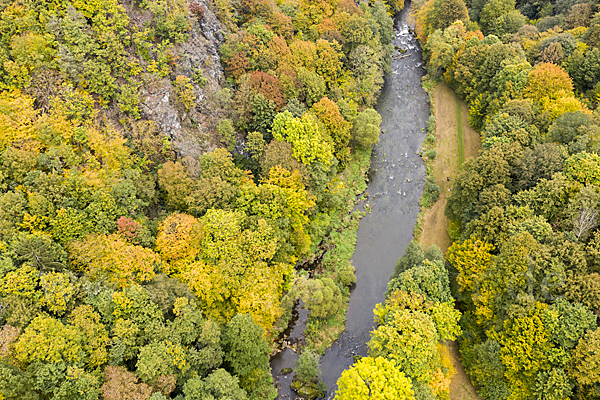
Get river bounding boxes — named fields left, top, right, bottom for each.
left=271, top=2, right=430, bottom=398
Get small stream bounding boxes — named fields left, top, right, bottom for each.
left=271, top=2, right=430, bottom=398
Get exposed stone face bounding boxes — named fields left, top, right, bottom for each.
left=141, top=89, right=179, bottom=136
left=139, top=0, right=226, bottom=159
left=180, top=0, right=226, bottom=84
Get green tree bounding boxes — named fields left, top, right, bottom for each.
left=387, top=259, right=452, bottom=303
left=543, top=299, right=597, bottom=350
left=368, top=307, right=438, bottom=382
left=294, top=350, right=322, bottom=386
left=583, top=12, right=600, bottom=48
left=259, top=140, right=309, bottom=182
left=372, top=1, right=394, bottom=46
left=183, top=369, right=248, bottom=400
left=109, top=285, right=165, bottom=363
left=391, top=241, right=425, bottom=279
left=296, top=276, right=343, bottom=319
left=186, top=149, right=251, bottom=216
left=217, top=119, right=237, bottom=152
left=353, top=109, right=382, bottom=149
left=533, top=368, right=574, bottom=400
left=512, top=143, right=567, bottom=192
left=222, top=314, right=276, bottom=400
left=0, top=361, right=38, bottom=400
left=445, top=144, right=512, bottom=222
left=169, top=298, right=223, bottom=375
left=564, top=152, right=600, bottom=186
left=514, top=172, right=579, bottom=225
left=490, top=304, right=555, bottom=398
left=250, top=94, right=277, bottom=140
left=548, top=111, right=594, bottom=146
left=53, top=367, right=102, bottom=400
left=297, top=68, right=326, bottom=106
left=245, top=132, right=266, bottom=163
left=565, top=48, right=600, bottom=101
left=136, top=340, right=184, bottom=386
left=425, top=0, right=469, bottom=33
left=341, top=14, right=373, bottom=52
left=479, top=0, right=515, bottom=33
left=424, top=22, right=470, bottom=78
left=483, top=112, right=538, bottom=148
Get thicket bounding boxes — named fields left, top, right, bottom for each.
left=406, top=0, right=600, bottom=398
left=0, top=0, right=396, bottom=399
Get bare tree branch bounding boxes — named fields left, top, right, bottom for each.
left=573, top=207, right=599, bottom=239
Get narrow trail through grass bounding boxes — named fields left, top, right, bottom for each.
left=419, top=83, right=482, bottom=400
left=456, top=92, right=464, bottom=167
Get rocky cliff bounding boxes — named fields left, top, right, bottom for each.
left=137, top=0, right=227, bottom=159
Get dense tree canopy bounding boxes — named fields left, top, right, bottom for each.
left=0, top=0, right=396, bottom=398
left=407, top=1, right=600, bottom=398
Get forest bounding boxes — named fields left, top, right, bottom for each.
left=1, top=0, right=600, bottom=398
left=334, top=0, right=600, bottom=398
left=0, top=0, right=402, bottom=399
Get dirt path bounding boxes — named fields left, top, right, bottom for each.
left=419, top=82, right=482, bottom=400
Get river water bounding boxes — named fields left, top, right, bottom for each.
left=271, top=2, right=430, bottom=398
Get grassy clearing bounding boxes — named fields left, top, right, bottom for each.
left=417, top=81, right=482, bottom=400
left=419, top=82, right=462, bottom=252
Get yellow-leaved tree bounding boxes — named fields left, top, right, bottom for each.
left=271, top=111, right=335, bottom=165
left=69, top=233, right=162, bottom=287
left=172, top=209, right=293, bottom=332
left=335, top=356, right=415, bottom=399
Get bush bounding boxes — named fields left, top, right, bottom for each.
left=191, top=68, right=208, bottom=87
left=353, top=109, right=382, bottom=148
left=427, top=114, right=436, bottom=135
left=294, top=350, right=321, bottom=385
left=173, top=75, right=196, bottom=111
left=189, top=3, right=205, bottom=19
left=420, top=179, right=440, bottom=208
left=217, top=119, right=237, bottom=151
left=425, top=149, right=437, bottom=159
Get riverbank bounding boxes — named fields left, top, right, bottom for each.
left=418, top=81, right=481, bottom=400
left=318, top=4, right=430, bottom=396
left=272, top=3, right=429, bottom=397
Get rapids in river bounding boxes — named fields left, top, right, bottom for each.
left=271, top=2, right=430, bottom=397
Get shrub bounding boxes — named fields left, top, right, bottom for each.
left=173, top=75, right=196, bottom=111
left=294, top=350, right=321, bottom=385
left=425, top=149, right=437, bottom=159
left=189, top=3, right=205, bottom=19
left=217, top=119, right=237, bottom=151
left=420, top=179, right=440, bottom=208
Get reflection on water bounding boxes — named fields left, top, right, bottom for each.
left=271, top=2, right=430, bottom=398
